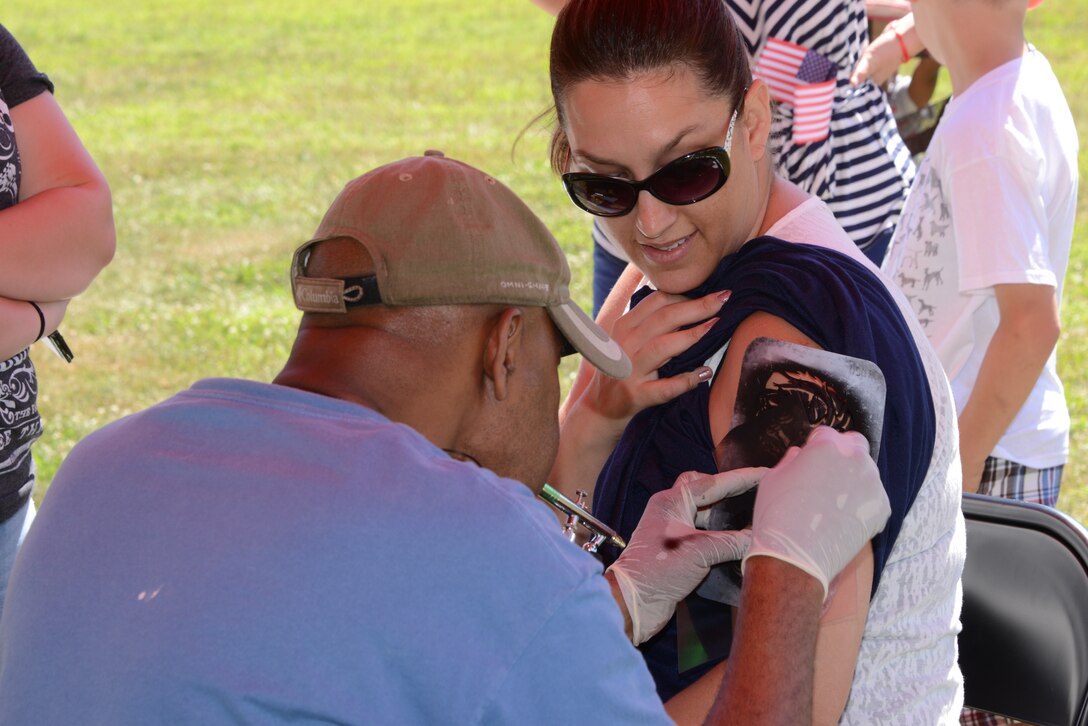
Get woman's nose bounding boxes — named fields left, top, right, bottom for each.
left=633, top=191, right=676, bottom=240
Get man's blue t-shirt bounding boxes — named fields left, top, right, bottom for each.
left=0, top=379, right=670, bottom=725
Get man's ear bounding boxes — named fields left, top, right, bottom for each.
left=484, top=307, right=524, bottom=401
left=741, top=80, right=774, bottom=162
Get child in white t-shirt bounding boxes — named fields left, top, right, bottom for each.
left=882, top=0, right=1076, bottom=510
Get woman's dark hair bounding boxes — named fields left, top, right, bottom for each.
left=548, top=0, right=752, bottom=173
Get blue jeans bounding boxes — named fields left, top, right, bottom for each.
left=0, top=495, right=36, bottom=624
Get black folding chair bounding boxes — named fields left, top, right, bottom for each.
left=959, top=493, right=1088, bottom=726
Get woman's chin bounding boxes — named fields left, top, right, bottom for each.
left=641, top=268, right=711, bottom=295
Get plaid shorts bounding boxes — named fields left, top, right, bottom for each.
left=960, top=456, right=1064, bottom=726
left=976, top=456, right=1063, bottom=506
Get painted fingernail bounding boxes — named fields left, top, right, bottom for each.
left=699, top=317, right=719, bottom=334
left=716, top=290, right=731, bottom=304
left=697, top=366, right=713, bottom=381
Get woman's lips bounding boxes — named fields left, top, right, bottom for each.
left=639, top=233, right=692, bottom=265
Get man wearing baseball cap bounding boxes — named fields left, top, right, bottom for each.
left=0, top=152, right=890, bottom=724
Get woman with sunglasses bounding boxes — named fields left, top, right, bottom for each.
left=545, top=1, right=964, bottom=722
left=531, top=0, right=915, bottom=315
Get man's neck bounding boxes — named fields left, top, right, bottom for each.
left=274, top=325, right=472, bottom=452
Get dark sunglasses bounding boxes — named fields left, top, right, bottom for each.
left=561, top=105, right=740, bottom=218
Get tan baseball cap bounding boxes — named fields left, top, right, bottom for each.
left=291, top=151, right=631, bottom=379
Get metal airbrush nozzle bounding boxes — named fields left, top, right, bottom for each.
left=538, top=483, right=626, bottom=553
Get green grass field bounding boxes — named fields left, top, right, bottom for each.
left=7, top=0, right=1088, bottom=522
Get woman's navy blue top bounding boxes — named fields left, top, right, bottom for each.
left=594, top=237, right=936, bottom=700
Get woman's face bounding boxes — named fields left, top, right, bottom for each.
left=561, top=65, right=763, bottom=294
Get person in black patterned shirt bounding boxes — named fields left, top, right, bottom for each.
left=0, top=23, right=115, bottom=618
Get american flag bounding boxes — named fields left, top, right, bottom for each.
left=753, top=37, right=838, bottom=145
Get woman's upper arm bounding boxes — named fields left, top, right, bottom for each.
left=707, top=311, right=820, bottom=444
left=0, top=91, right=115, bottom=299
left=708, top=313, right=874, bottom=722
left=12, top=91, right=109, bottom=202
left=663, top=552, right=873, bottom=726
left=812, top=543, right=873, bottom=724
left=527, top=0, right=568, bottom=15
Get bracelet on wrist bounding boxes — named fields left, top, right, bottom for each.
left=28, top=301, right=45, bottom=342
left=891, top=24, right=911, bottom=63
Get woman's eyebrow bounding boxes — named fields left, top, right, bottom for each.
left=573, top=123, right=705, bottom=173
left=572, top=148, right=631, bottom=173
left=657, top=124, right=704, bottom=158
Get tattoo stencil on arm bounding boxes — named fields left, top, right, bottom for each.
left=697, top=338, right=886, bottom=606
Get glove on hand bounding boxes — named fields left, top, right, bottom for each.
left=743, top=426, right=892, bottom=599
left=607, top=467, right=765, bottom=645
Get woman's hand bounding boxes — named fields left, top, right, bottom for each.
left=549, top=287, right=729, bottom=501
left=579, top=288, right=729, bottom=433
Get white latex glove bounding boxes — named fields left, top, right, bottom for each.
left=743, top=426, right=891, bottom=599
left=607, top=467, right=765, bottom=645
